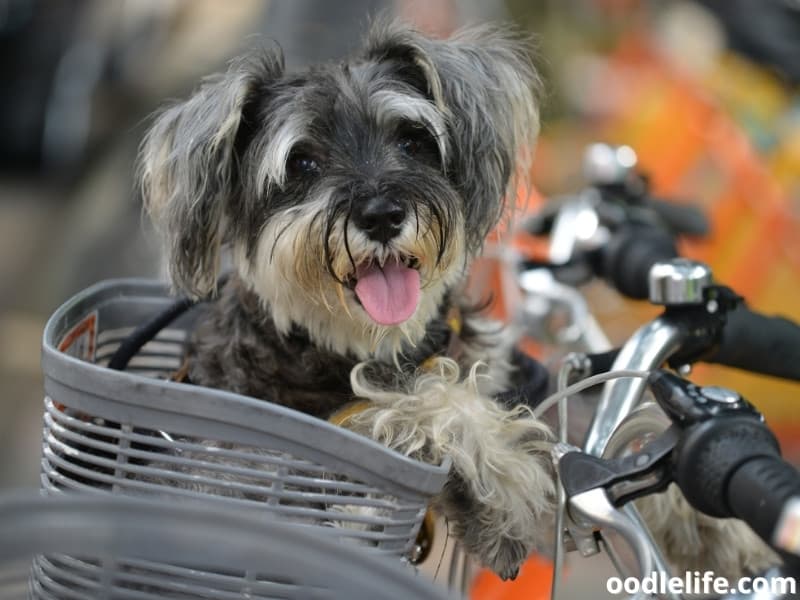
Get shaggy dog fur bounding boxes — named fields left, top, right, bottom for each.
left=140, top=19, right=554, bottom=580
left=139, top=18, right=777, bottom=582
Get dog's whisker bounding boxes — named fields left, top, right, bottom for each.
left=335, top=283, right=353, bottom=319
left=319, top=281, right=334, bottom=313
left=342, top=208, right=357, bottom=276
left=269, top=222, right=293, bottom=263
left=412, top=204, right=421, bottom=239
left=399, top=325, right=418, bottom=351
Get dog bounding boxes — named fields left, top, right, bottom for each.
left=139, top=18, right=555, bottom=580
left=138, top=18, right=777, bottom=584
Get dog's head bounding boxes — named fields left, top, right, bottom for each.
left=140, top=20, right=541, bottom=359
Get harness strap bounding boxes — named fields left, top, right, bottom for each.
left=107, top=296, right=196, bottom=371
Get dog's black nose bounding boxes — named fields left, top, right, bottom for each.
left=353, top=197, right=406, bottom=243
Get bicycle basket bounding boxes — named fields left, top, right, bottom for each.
left=39, top=279, right=450, bottom=557
left=0, top=493, right=455, bottom=600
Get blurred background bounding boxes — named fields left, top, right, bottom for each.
left=0, top=0, right=798, bottom=598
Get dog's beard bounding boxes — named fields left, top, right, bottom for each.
left=236, top=194, right=467, bottom=361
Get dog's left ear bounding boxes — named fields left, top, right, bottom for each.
left=139, top=51, right=284, bottom=298
left=364, top=21, right=542, bottom=248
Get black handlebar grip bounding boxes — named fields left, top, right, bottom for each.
left=673, top=413, right=800, bottom=569
left=707, top=305, right=800, bottom=382
left=649, top=198, right=710, bottom=237
left=600, top=225, right=679, bottom=299
left=673, top=416, right=781, bottom=518
left=728, top=455, right=800, bottom=553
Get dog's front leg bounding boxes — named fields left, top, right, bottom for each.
left=344, top=358, right=556, bottom=580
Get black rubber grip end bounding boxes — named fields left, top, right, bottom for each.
left=708, top=305, right=800, bottom=382
left=601, top=226, right=678, bottom=300
left=674, top=417, right=780, bottom=518
left=728, top=456, right=800, bottom=546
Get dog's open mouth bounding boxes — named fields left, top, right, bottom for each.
left=345, top=255, right=421, bottom=326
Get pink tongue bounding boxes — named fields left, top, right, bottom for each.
left=354, top=259, right=421, bottom=325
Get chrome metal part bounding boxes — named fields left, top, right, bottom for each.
left=648, top=259, right=712, bottom=306
left=582, top=143, right=638, bottom=186
left=584, top=318, right=685, bottom=457
left=701, top=386, right=741, bottom=405
left=602, top=403, right=682, bottom=598
left=518, top=268, right=612, bottom=352
left=568, top=488, right=653, bottom=581
left=552, top=443, right=600, bottom=564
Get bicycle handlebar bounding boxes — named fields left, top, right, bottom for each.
left=596, top=225, right=679, bottom=300
left=675, top=418, right=800, bottom=571
left=528, top=218, right=800, bottom=383
left=649, top=371, right=800, bottom=570
left=648, top=197, right=710, bottom=237
left=707, top=305, right=800, bottom=382
left=729, top=456, right=800, bottom=562
left=581, top=301, right=800, bottom=383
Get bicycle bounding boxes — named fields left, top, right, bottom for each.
left=506, top=143, right=800, bottom=599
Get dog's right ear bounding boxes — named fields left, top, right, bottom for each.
left=363, top=20, right=542, bottom=252
left=139, top=49, right=284, bottom=298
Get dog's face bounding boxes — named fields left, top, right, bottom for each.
left=140, top=21, right=541, bottom=359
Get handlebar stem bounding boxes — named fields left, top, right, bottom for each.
left=583, top=317, right=685, bottom=456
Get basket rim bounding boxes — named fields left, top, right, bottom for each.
left=41, top=278, right=450, bottom=496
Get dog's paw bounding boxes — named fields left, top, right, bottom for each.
left=436, top=472, right=551, bottom=581
left=479, top=536, right=529, bottom=581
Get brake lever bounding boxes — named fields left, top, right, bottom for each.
left=559, top=425, right=680, bottom=507
left=559, top=369, right=765, bottom=532
left=552, top=429, right=678, bottom=587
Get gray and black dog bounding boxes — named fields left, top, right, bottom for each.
left=140, top=18, right=554, bottom=579
left=139, top=16, right=782, bottom=582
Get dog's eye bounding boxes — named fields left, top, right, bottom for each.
left=288, top=153, right=320, bottom=177
left=395, top=123, right=440, bottom=165
left=397, top=137, right=421, bottom=156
